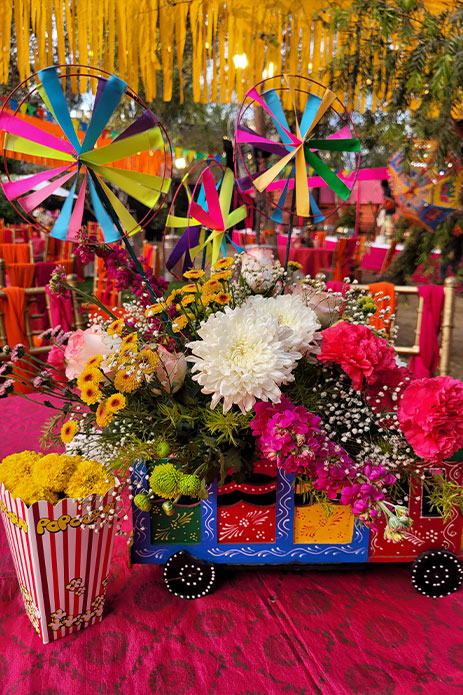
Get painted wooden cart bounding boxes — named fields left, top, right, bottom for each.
left=131, top=454, right=463, bottom=599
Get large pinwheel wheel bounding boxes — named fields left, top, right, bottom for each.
left=165, top=161, right=246, bottom=277
left=0, top=65, right=171, bottom=244
left=235, top=74, right=360, bottom=225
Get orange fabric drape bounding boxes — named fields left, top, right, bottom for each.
left=369, top=281, right=396, bottom=333
left=7, top=263, right=35, bottom=288
left=0, top=286, right=33, bottom=394
left=0, top=243, right=30, bottom=263
left=332, top=238, right=358, bottom=282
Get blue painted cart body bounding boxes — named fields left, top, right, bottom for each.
left=130, top=460, right=369, bottom=566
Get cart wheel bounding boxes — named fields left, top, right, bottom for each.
left=163, top=551, right=216, bottom=599
left=411, top=549, right=463, bottom=598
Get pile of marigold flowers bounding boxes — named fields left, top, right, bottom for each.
left=0, top=451, right=115, bottom=506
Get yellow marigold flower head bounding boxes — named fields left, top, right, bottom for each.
left=180, top=283, right=198, bottom=294
left=85, top=354, right=103, bottom=369
left=77, top=367, right=103, bottom=392
left=32, top=453, right=80, bottom=493
left=181, top=294, right=196, bottom=307
left=0, top=451, right=40, bottom=491
left=288, top=260, right=303, bottom=270
left=65, top=459, right=114, bottom=500
left=114, top=368, right=142, bottom=393
left=145, top=303, right=166, bottom=317
left=149, top=463, right=181, bottom=499
left=81, top=384, right=103, bottom=405
left=61, top=420, right=78, bottom=444
left=211, top=270, right=232, bottom=281
left=213, top=292, right=231, bottom=305
left=96, top=400, right=114, bottom=428
left=138, top=349, right=159, bottom=374
left=202, top=278, right=222, bottom=295
left=107, top=392, right=126, bottom=413
left=172, top=314, right=189, bottom=333
left=212, top=257, right=234, bottom=270
left=183, top=269, right=205, bottom=280
left=10, top=479, right=57, bottom=506
left=107, top=318, right=125, bottom=336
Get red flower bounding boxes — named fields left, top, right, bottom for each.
left=318, top=322, right=397, bottom=391
left=47, top=345, right=67, bottom=383
left=397, top=376, right=463, bottom=462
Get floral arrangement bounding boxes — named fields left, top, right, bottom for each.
left=2, top=243, right=463, bottom=542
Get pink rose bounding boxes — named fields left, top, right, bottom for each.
left=302, top=286, right=343, bottom=328
left=64, top=326, right=117, bottom=379
left=397, top=376, right=463, bottom=462
left=318, top=321, right=397, bottom=391
left=47, top=345, right=67, bottom=383
left=153, top=345, right=187, bottom=394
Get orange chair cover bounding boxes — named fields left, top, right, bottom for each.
left=0, top=286, right=33, bottom=394
left=7, top=263, right=35, bottom=288
left=315, top=231, right=326, bottom=246
left=369, top=281, right=396, bottom=333
left=0, top=243, right=30, bottom=264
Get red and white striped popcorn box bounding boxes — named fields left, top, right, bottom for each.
left=0, top=481, right=121, bottom=644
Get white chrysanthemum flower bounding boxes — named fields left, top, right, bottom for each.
left=186, top=304, right=301, bottom=413
left=243, top=294, right=321, bottom=357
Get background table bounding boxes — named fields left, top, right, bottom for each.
left=278, top=245, right=334, bottom=276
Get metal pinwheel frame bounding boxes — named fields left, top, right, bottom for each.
left=0, top=64, right=172, bottom=245
left=234, top=74, right=361, bottom=226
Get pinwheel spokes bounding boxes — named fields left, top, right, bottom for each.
left=0, top=65, right=171, bottom=244
left=235, top=74, right=361, bottom=224
left=165, top=161, right=246, bottom=277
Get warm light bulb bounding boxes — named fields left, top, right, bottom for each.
left=175, top=157, right=187, bottom=169
left=233, top=53, right=247, bottom=69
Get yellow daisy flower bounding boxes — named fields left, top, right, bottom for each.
left=172, top=315, right=189, bottom=333
left=183, top=269, right=205, bottom=280
left=202, top=278, right=222, bottom=295
left=60, top=420, right=78, bottom=444
left=214, top=292, right=231, bottom=305
left=198, top=294, right=214, bottom=307
left=288, top=260, right=303, bottom=270
left=138, top=349, right=159, bottom=374
left=77, top=367, right=103, bottom=392
left=96, top=400, right=114, bottom=428
left=107, top=318, right=125, bottom=336
left=181, top=294, right=196, bottom=307
left=80, top=384, right=103, bottom=405
left=145, top=303, right=167, bottom=317
left=212, top=257, right=234, bottom=270
left=85, top=354, right=103, bottom=369
left=107, top=393, right=126, bottom=414
left=121, top=333, right=138, bottom=348
left=211, top=270, right=232, bottom=281
left=180, top=283, right=198, bottom=294
left=114, top=369, right=142, bottom=393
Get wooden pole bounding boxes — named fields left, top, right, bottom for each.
left=439, top=275, right=457, bottom=376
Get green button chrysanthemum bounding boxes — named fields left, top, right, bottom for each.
left=149, top=463, right=181, bottom=499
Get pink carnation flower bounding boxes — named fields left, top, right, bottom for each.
left=318, top=322, right=397, bottom=391
left=397, top=376, right=463, bottom=462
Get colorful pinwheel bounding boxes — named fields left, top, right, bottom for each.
left=0, top=65, right=171, bottom=244
left=165, top=161, right=246, bottom=276
left=235, top=74, right=360, bottom=224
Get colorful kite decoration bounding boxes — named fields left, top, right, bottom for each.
left=165, top=160, right=246, bottom=277
left=234, top=74, right=361, bottom=225
left=388, top=151, right=463, bottom=233
left=0, top=65, right=172, bottom=244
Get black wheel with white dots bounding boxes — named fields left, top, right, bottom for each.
left=411, top=549, right=463, bottom=598
left=163, top=551, right=216, bottom=599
